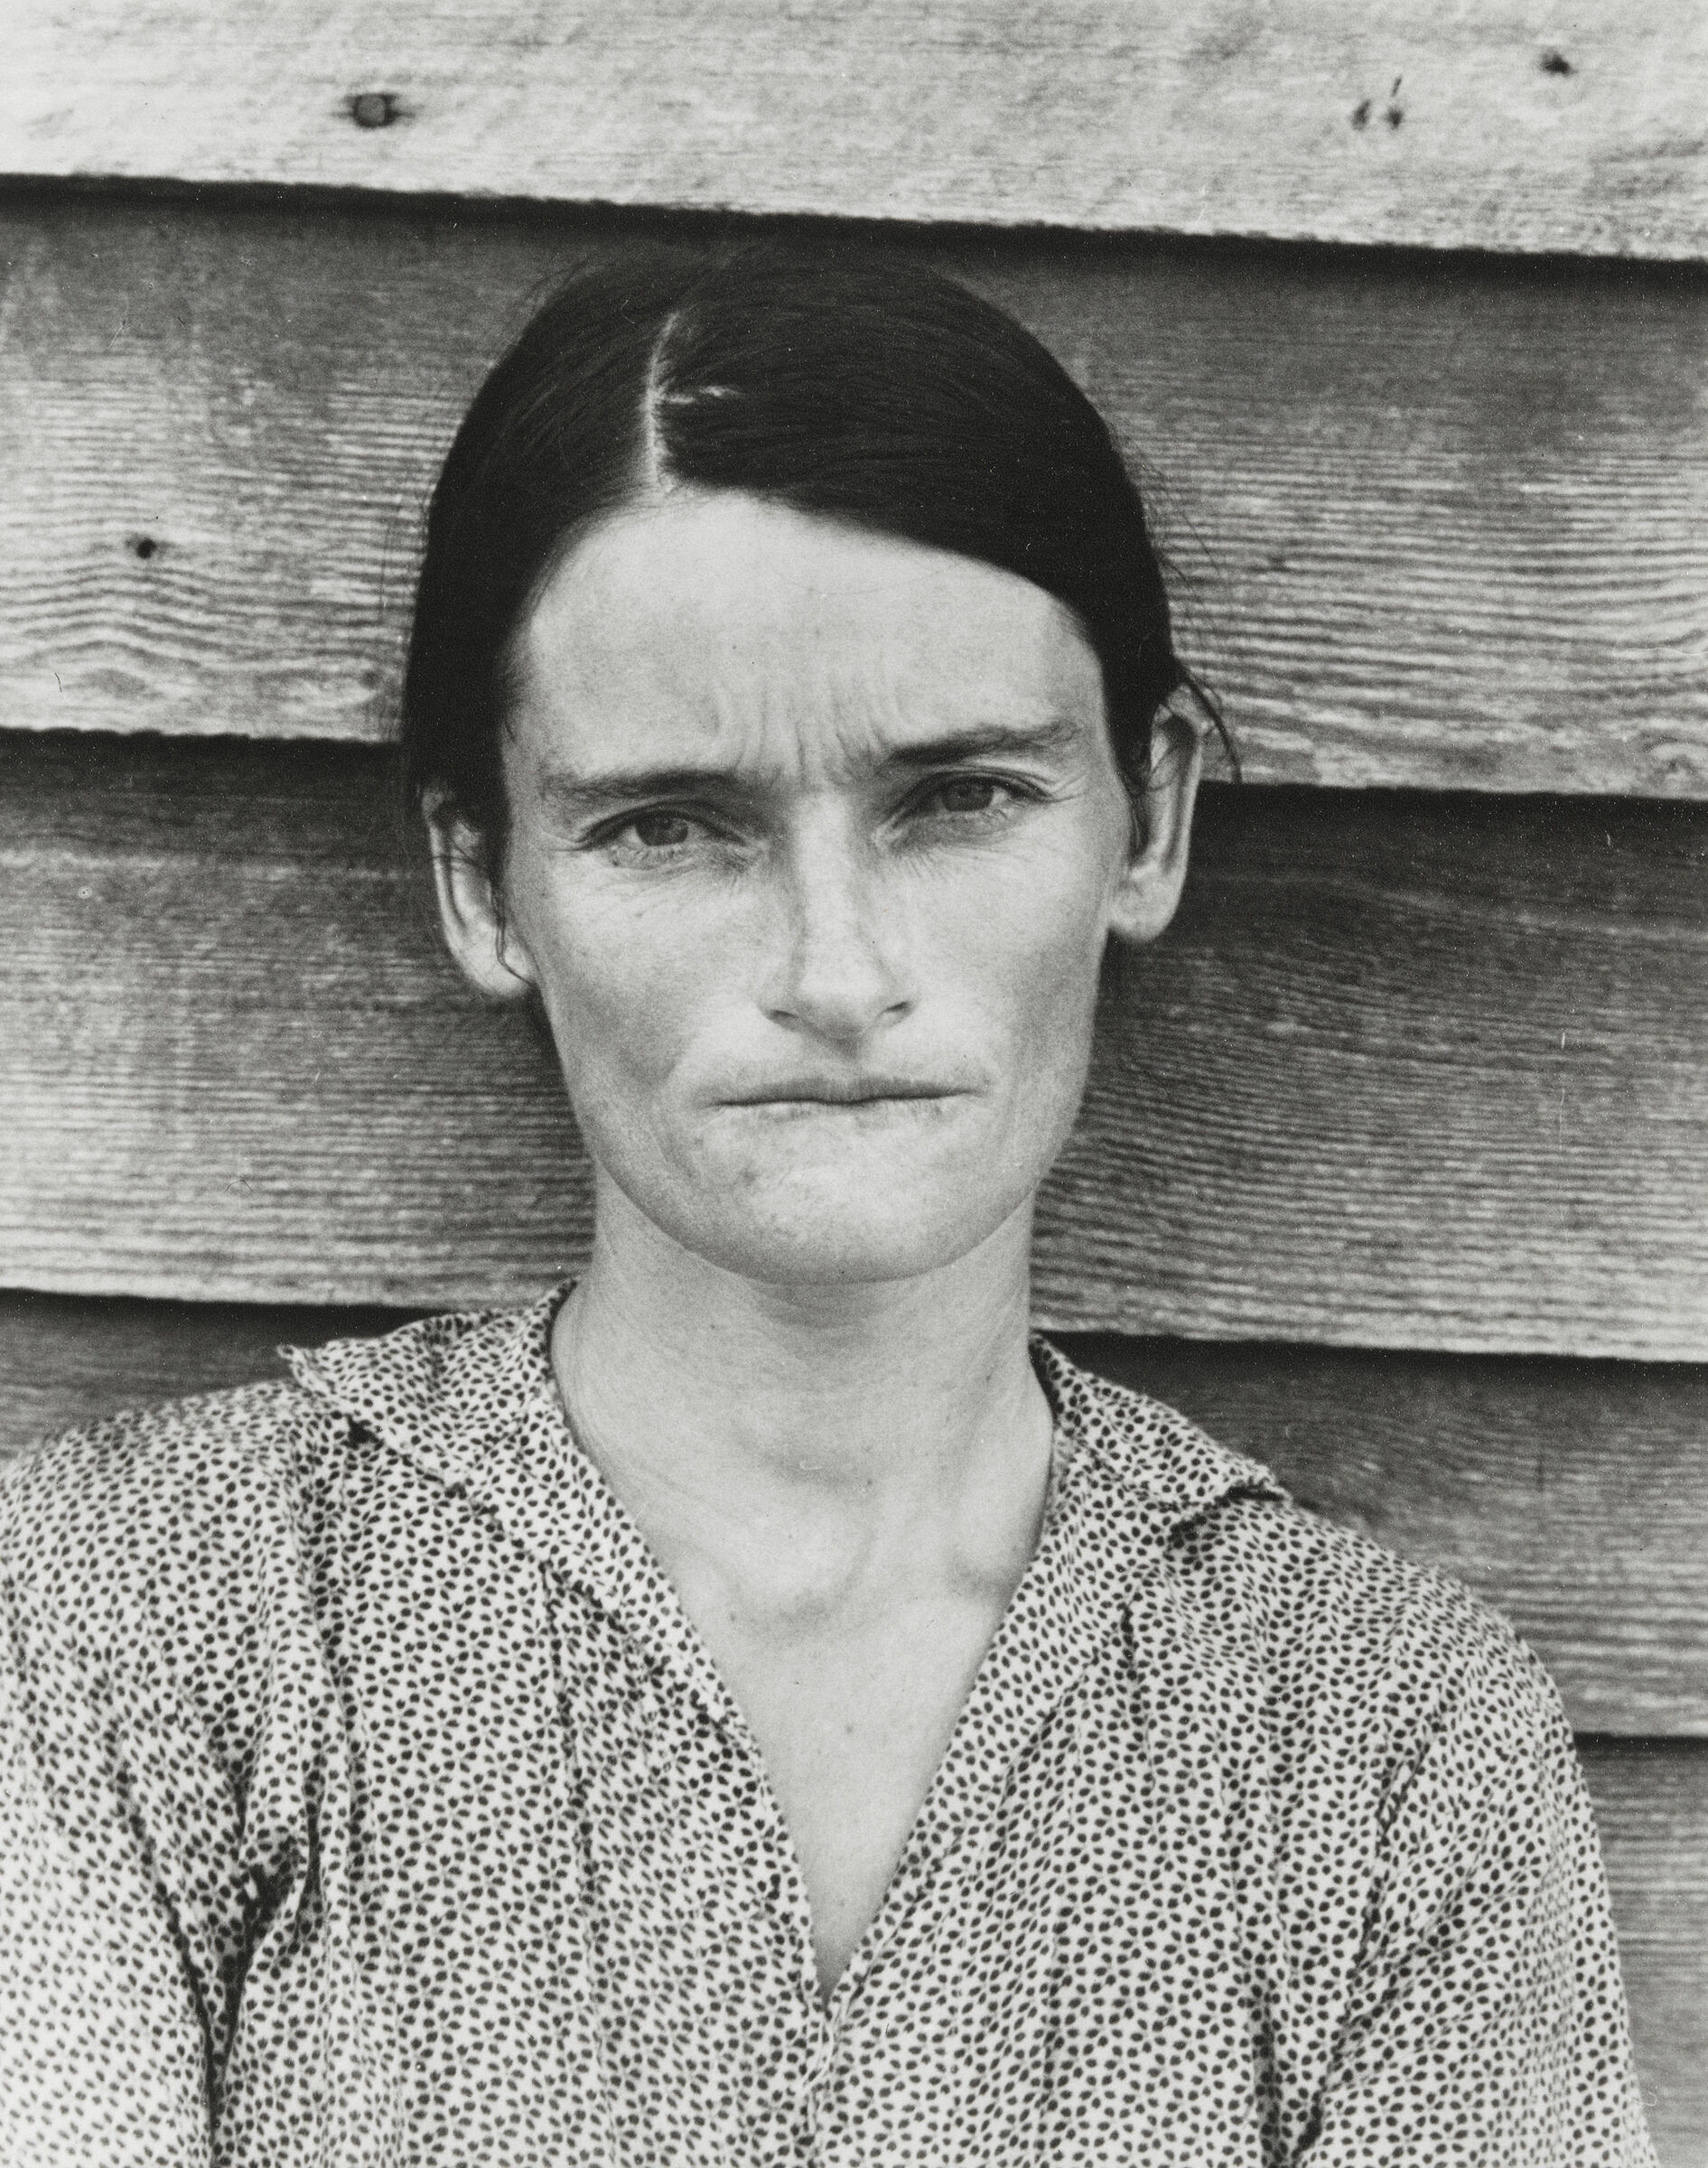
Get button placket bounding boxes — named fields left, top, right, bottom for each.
left=800, top=2006, right=843, bottom=2163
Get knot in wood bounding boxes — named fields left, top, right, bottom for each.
left=348, top=90, right=401, bottom=130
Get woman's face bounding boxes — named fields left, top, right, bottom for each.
left=434, top=491, right=1198, bottom=1287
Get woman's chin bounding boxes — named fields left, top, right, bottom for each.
left=668, top=1163, right=1028, bottom=1288
left=694, top=1222, right=998, bottom=1288
left=587, top=1095, right=1059, bottom=1288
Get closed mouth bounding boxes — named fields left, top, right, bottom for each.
left=723, top=1079, right=963, bottom=1107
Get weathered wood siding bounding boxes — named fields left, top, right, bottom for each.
left=2, top=5, right=1703, bottom=2158
left=1580, top=1739, right=1708, bottom=2159
left=3, top=195, right=1705, bottom=795
left=5, top=2, right=1706, bottom=257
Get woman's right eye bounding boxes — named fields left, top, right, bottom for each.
left=592, top=805, right=744, bottom=863
left=625, top=810, right=695, bottom=850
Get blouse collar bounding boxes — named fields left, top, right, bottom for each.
left=285, top=1282, right=1287, bottom=1626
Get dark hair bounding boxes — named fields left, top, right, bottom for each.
left=402, top=243, right=1224, bottom=871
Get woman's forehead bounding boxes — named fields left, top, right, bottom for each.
left=510, top=491, right=1105, bottom=778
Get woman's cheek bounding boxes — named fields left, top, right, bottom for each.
left=541, top=889, right=735, bottom=1101
left=960, top=841, right=1112, bottom=1015
left=995, top=875, right=1114, bottom=1130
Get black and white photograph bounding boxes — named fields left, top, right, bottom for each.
left=1, top=5, right=1703, bottom=2162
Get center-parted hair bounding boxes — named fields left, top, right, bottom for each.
left=402, top=244, right=1221, bottom=871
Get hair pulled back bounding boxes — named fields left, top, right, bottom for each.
left=402, top=244, right=1219, bottom=871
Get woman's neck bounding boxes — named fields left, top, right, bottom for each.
left=549, top=1179, right=1055, bottom=1618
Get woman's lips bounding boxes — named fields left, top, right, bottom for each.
left=721, top=1078, right=964, bottom=1107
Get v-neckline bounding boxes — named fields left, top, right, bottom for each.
left=527, top=1346, right=1155, bottom=2017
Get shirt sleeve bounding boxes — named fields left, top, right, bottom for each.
left=1303, top=1625, right=1657, bottom=2167
left=0, top=1542, right=213, bottom=2166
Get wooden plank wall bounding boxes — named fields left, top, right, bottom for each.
left=5, top=193, right=1705, bottom=793
left=7, top=2, right=1708, bottom=256
left=3, top=6, right=1705, bottom=2157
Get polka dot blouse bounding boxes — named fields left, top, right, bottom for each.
left=1, top=1291, right=1655, bottom=2164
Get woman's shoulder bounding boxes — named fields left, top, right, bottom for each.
left=0, top=1302, right=526, bottom=1644
left=1043, top=1341, right=1563, bottom=1750
left=1186, top=1472, right=1562, bottom=1751
left=0, top=1375, right=341, bottom=1644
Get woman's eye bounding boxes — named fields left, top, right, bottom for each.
left=623, top=810, right=696, bottom=849
left=920, top=776, right=1003, bottom=817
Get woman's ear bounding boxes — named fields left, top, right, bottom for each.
left=1106, top=707, right=1204, bottom=948
left=425, top=798, right=540, bottom=1000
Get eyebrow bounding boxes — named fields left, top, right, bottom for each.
left=534, top=716, right=1089, bottom=818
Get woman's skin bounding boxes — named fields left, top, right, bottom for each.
left=432, top=489, right=1201, bottom=1994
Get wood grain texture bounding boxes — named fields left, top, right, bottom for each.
left=3, top=734, right=1706, bottom=1359
left=4, top=2, right=1706, bottom=257
left=1047, top=786, right=1708, bottom=1358
left=2, top=191, right=1705, bottom=795
left=1579, top=1740, right=1708, bottom=2165
left=6, top=1293, right=1703, bottom=1734
left=0, top=1302, right=1701, bottom=2151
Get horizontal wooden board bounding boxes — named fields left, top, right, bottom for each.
left=1, top=192, right=1705, bottom=796
left=3, top=734, right=1706, bottom=1360
left=1052, top=786, right=1708, bottom=1356
left=1579, top=1740, right=1708, bottom=2164
left=4, top=3, right=1706, bottom=259
left=0, top=1303, right=1701, bottom=2151
left=6, top=1294, right=1703, bottom=1734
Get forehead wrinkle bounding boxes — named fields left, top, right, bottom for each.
left=699, top=618, right=1097, bottom=782
left=513, top=491, right=1109, bottom=797
left=525, top=655, right=1106, bottom=816
left=616, top=630, right=915, bottom=794
left=712, top=664, right=1067, bottom=799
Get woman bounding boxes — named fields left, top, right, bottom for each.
left=0, top=248, right=1653, bottom=2164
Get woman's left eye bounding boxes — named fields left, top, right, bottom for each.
left=916, top=775, right=1012, bottom=818
left=626, top=809, right=696, bottom=849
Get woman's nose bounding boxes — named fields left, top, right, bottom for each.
left=761, top=818, right=912, bottom=1046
